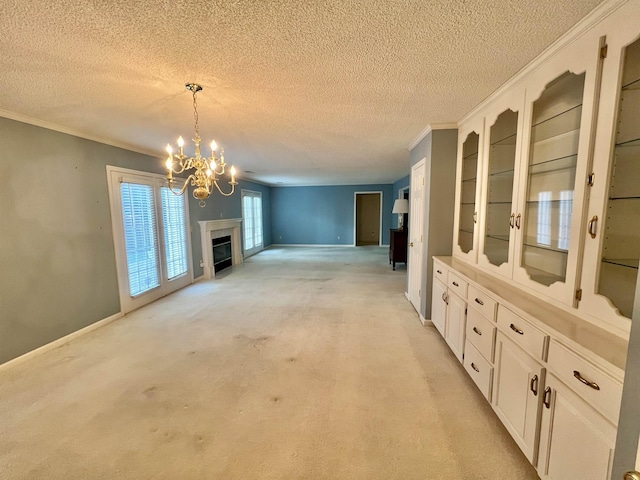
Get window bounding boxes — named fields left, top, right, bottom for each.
left=108, top=167, right=192, bottom=313
left=242, top=190, right=263, bottom=258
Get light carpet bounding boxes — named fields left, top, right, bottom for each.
left=0, top=246, right=538, bottom=479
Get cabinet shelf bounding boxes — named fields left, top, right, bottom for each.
left=532, top=104, right=582, bottom=130
left=460, top=202, right=476, bottom=205
left=622, top=77, right=640, bottom=90
left=486, top=234, right=510, bottom=243
left=602, top=258, right=639, bottom=270
left=609, top=195, right=640, bottom=200
left=487, top=201, right=512, bottom=205
left=463, top=152, right=479, bottom=160
left=462, top=178, right=477, bottom=183
left=523, top=240, right=569, bottom=255
left=491, top=132, right=518, bottom=146
left=459, top=228, right=475, bottom=234
left=615, top=137, right=640, bottom=148
left=523, top=264, right=565, bottom=286
left=489, top=168, right=515, bottom=177
left=528, top=154, right=576, bottom=176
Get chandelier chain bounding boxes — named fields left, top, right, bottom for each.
left=192, top=90, right=199, bottom=138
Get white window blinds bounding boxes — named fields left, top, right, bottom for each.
left=161, top=187, right=189, bottom=280
left=121, top=182, right=160, bottom=297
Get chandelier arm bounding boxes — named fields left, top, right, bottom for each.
left=167, top=176, right=194, bottom=196
left=213, top=181, right=236, bottom=197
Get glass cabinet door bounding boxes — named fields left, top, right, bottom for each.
left=581, top=32, right=640, bottom=333
left=457, top=131, right=480, bottom=256
left=520, top=72, right=585, bottom=287
left=482, top=109, right=519, bottom=269
left=599, top=38, right=640, bottom=319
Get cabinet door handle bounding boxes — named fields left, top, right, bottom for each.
left=436, top=269, right=442, bottom=274
left=588, top=215, right=598, bottom=239
left=473, top=211, right=478, bottom=224
left=442, top=292, right=449, bottom=305
left=573, top=370, right=600, bottom=390
left=452, top=281, right=459, bottom=287
left=543, top=387, right=551, bottom=408
left=472, top=327, right=482, bottom=336
left=530, top=375, right=539, bottom=396
left=471, top=362, right=480, bottom=373
left=509, top=213, right=515, bottom=228
left=515, top=213, right=521, bottom=229
left=509, top=323, right=524, bottom=335
left=474, top=298, right=484, bottom=306
left=409, top=242, right=414, bottom=247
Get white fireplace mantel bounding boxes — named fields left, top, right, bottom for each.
left=198, top=219, right=243, bottom=279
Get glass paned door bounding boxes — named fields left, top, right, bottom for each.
left=242, top=190, right=263, bottom=257
left=597, top=37, right=640, bottom=319
left=521, top=72, right=585, bottom=286
left=108, top=168, right=192, bottom=313
left=484, top=109, right=519, bottom=267
left=458, top=132, right=480, bottom=254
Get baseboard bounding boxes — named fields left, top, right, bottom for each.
left=420, top=315, right=433, bottom=327
left=0, top=311, right=123, bottom=371
left=269, top=244, right=355, bottom=248
left=193, top=275, right=205, bottom=282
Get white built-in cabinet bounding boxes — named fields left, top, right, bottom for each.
left=432, top=257, right=623, bottom=479
left=453, top=0, right=640, bottom=337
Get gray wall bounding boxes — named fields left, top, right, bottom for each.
left=0, top=117, right=272, bottom=364
left=409, top=129, right=457, bottom=319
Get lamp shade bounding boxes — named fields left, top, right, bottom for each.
left=392, top=198, right=409, bottom=214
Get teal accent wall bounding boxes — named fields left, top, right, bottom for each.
left=270, top=185, right=394, bottom=245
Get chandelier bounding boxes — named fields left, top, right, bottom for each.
left=165, top=83, right=237, bottom=207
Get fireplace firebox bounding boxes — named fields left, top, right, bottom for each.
left=212, top=236, right=233, bottom=273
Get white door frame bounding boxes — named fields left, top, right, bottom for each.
left=353, top=191, right=383, bottom=247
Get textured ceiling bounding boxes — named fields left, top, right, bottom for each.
left=0, top=0, right=603, bottom=186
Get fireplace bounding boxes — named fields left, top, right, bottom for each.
left=198, top=218, right=243, bottom=279
left=212, top=235, right=232, bottom=272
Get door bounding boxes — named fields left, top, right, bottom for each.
left=407, top=159, right=425, bottom=312
left=108, top=167, right=192, bottom=313
left=354, top=192, right=381, bottom=246
left=242, top=189, right=263, bottom=258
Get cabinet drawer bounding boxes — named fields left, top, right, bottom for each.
left=466, top=308, right=496, bottom=363
left=448, top=273, right=468, bottom=298
left=497, top=307, right=548, bottom=361
left=547, top=340, right=623, bottom=425
left=467, top=284, right=497, bottom=321
left=463, top=340, right=493, bottom=401
left=433, top=261, right=447, bottom=284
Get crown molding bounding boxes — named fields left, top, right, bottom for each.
left=407, top=123, right=458, bottom=151
left=458, top=0, right=628, bottom=125
left=0, top=109, right=161, bottom=158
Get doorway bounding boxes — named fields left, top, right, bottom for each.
left=354, top=192, right=382, bottom=246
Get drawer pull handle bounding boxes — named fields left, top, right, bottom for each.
left=473, top=327, right=482, bottom=336
left=436, top=269, right=442, bottom=274
left=474, top=298, right=484, bottom=306
left=509, top=324, right=524, bottom=335
left=530, top=375, right=538, bottom=396
left=452, top=281, right=459, bottom=287
left=573, top=370, right=600, bottom=390
left=543, top=387, right=551, bottom=408
left=471, top=362, right=480, bottom=373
